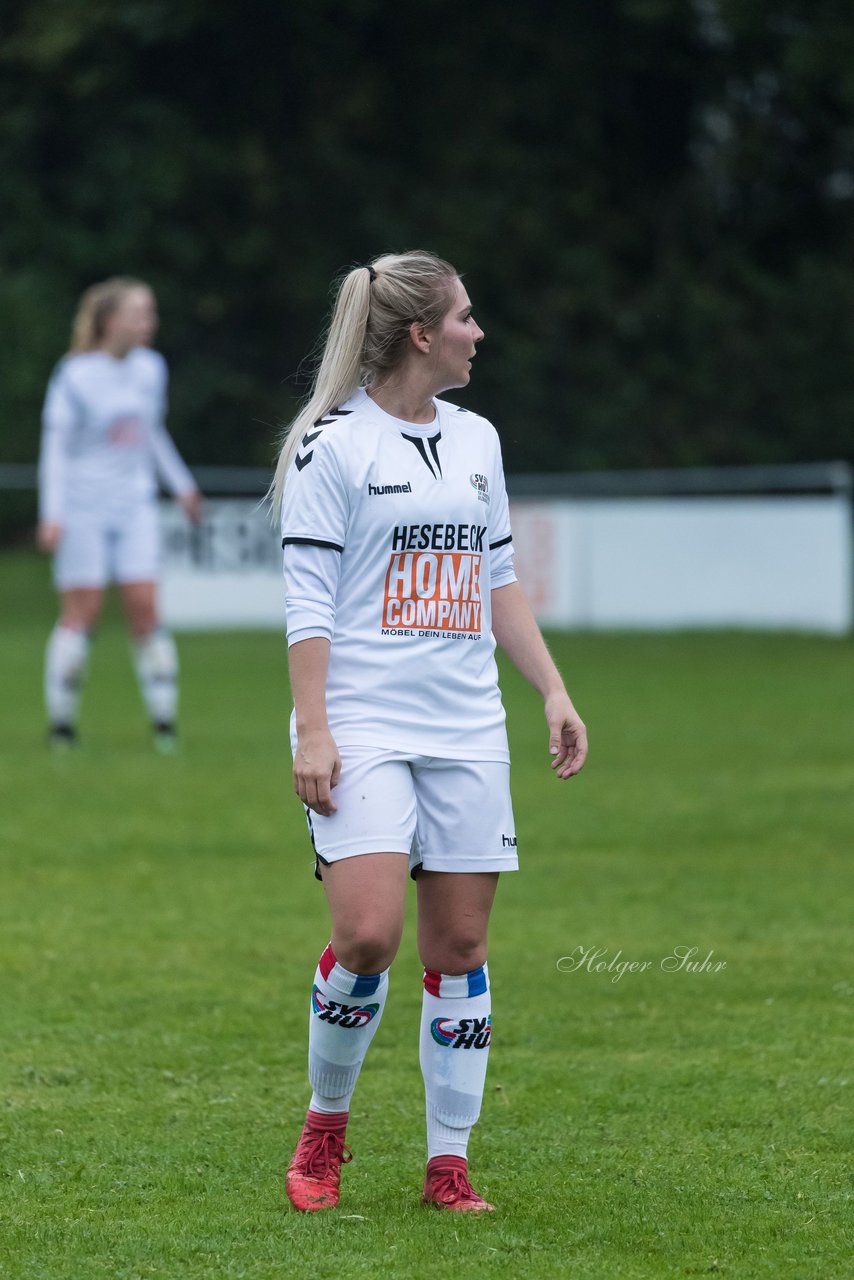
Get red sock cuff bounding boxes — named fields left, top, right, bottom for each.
left=318, top=944, right=336, bottom=981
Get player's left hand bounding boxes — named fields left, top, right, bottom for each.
left=179, top=489, right=204, bottom=523
left=545, top=691, right=588, bottom=779
left=37, top=521, right=63, bottom=553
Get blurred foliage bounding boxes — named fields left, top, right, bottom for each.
left=1, top=0, right=853, bottom=540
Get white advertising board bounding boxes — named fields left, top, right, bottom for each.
left=509, top=495, right=852, bottom=634
left=159, top=494, right=852, bottom=634
left=159, top=499, right=284, bottom=630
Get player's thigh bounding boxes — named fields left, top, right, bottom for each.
left=115, top=504, right=160, bottom=592
left=58, top=586, right=105, bottom=631
left=119, top=580, right=159, bottom=636
left=416, top=870, right=499, bottom=974
left=322, top=852, right=411, bottom=971
left=304, top=748, right=418, bottom=866
left=53, top=520, right=109, bottom=594
left=411, top=758, right=518, bottom=875
left=306, top=748, right=418, bottom=968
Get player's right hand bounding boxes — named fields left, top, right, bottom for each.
left=37, top=521, right=63, bottom=552
left=293, top=728, right=342, bottom=816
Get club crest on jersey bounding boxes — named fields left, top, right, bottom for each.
left=430, top=1014, right=491, bottom=1049
left=311, top=986, right=379, bottom=1028
left=470, top=473, right=490, bottom=504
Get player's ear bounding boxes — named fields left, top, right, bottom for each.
left=409, top=321, right=433, bottom=354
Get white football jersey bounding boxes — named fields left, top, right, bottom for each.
left=281, top=388, right=517, bottom=760
left=39, top=347, right=195, bottom=523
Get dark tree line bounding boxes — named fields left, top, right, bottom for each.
left=2, top=0, right=853, bottom=538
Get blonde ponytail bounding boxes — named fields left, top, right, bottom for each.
left=270, top=267, right=373, bottom=517
left=69, top=277, right=147, bottom=353
left=270, top=250, right=458, bottom=521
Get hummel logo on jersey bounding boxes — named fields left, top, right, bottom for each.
left=470, top=473, right=490, bottom=504
left=502, top=834, right=517, bottom=848
left=430, top=1015, right=491, bottom=1049
left=294, top=407, right=353, bottom=471
left=368, top=481, right=412, bottom=496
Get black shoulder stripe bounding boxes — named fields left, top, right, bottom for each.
left=295, top=424, right=324, bottom=469
left=313, top=406, right=354, bottom=426
left=282, top=536, right=344, bottom=552
left=299, top=407, right=354, bottom=462
left=489, top=533, right=513, bottom=551
left=299, top=406, right=353, bottom=462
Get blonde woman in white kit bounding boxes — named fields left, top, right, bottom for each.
left=37, top=277, right=202, bottom=750
left=273, top=251, right=588, bottom=1213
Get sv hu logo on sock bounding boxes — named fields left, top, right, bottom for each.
left=430, top=1015, right=491, bottom=1049
left=312, top=986, right=379, bottom=1028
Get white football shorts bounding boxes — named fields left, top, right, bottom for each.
left=301, top=746, right=519, bottom=879
left=53, top=503, right=160, bottom=589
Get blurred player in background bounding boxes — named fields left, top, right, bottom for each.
left=273, top=251, right=588, bottom=1213
left=37, top=277, right=202, bottom=751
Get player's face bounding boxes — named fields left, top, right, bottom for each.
left=106, top=287, right=159, bottom=354
left=431, top=279, right=484, bottom=391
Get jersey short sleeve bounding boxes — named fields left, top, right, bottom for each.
left=280, top=428, right=350, bottom=552
left=282, top=541, right=343, bottom=645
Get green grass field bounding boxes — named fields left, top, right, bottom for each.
left=1, top=552, right=851, bottom=1279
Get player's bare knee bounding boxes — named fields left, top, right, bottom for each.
left=137, top=611, right=158, bottom=636
left=422, top=934, right=487, bottom=975
left=130, top=606, right=158, bottom=636
left=333, top=925, right=400, bottom=975
left=61, top=601, right=102, bottom=631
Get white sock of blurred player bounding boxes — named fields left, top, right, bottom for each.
left=420, top=965, right=492, bottom=1159
left=45, top=624, right=89, bottom=733
left=132, top=628, right=179, bottom=730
